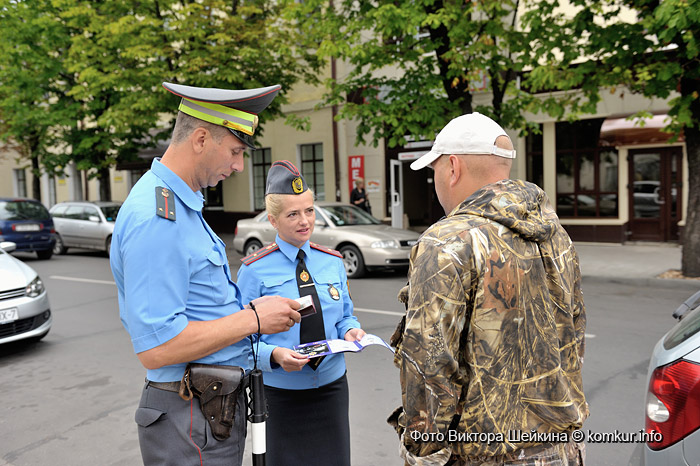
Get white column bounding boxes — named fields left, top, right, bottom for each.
left=542, top=121, right=557, bottom=202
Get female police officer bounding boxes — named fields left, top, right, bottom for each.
left=237, top=160, right=365, bottom=466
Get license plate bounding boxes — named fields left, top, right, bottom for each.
left=0, top=307, right=19, bottom=324
left=14, top=224, right=41, bottom=232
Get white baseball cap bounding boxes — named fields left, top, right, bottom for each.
left=410, top=112, right=516, bottom=170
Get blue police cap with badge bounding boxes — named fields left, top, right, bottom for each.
left=162, top=82, right=281, bottom=149
left=265, top=160, right=308, bottom=195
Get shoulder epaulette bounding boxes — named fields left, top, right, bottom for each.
left=241, top=243, right=279, bottom=265
left=155, top=186, right=176, bottom=221
left=310, top=242, right=343, bottom=258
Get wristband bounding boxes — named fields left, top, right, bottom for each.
left=249, top=302, right=261, bottom=335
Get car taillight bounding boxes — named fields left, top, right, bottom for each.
left=234, top=226, right=238, bottom=236
left=645, top=359, right=700, bottom=450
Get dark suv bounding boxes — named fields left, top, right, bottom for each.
left=0, top=198, right=56, bottom=260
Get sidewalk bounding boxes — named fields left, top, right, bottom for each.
left=574, top=241, right=699, bottom=290
left=218, top=230, right=698, bottom=290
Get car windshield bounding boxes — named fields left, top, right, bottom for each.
left=100, top=205, right=120, bottom=222
left=318, top=205, right=381, bottom=226
left=0, top=200, right=50, bottom=221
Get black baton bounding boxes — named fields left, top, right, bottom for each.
left=249, top=368, right=267, bottom=466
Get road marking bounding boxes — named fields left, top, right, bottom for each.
left=50, top=275, right=116, bottom=286
left=586, top=334, right=596, bottom=338
left=354, top=307, right=404, bottom=317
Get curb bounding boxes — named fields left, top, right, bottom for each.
left=582, top=275, right=700, bottom=292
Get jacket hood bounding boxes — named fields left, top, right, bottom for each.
left=454, top=179, right=559, bottom=243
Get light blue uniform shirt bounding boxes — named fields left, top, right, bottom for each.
left=110, top=158, right=249, bottom=382
left=237, top=236, right=360, bottom=390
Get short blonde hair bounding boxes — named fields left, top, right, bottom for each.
left=265, top=189, right=315, bottom=218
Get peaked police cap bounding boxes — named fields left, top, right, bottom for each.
left=162, top=82, right=282, bottom=149
left=265, top=160, right=308, bottom=195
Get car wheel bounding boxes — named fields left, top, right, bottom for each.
left=244, top=239, right=263, bottom=257
left=340, top=245, right=366, bottom=279
left=36, top=249, right=53, bottom=260
left=105, top=235, right=112, bottom=257
left=53, top=234, right=67, bottom=255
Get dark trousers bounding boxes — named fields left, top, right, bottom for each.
left=135, top=382, right=246, bottom=466
left=264, top=374, right=351, bottom=466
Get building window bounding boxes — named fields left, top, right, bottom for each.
left=525, top=125, right=544, bottom=189
left=252, top=148, right=271, bottom=210
left=555, top=119, right=618, bottom=218
left=13, top=169, right=27, bottom=197
left=300, top=143, right=324, bottom=200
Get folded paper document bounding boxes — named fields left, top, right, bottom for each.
left=293, top=334, right=394, bottom=358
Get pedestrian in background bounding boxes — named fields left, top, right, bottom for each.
left=110, top=82, right=301, bottom=466
left=350, top=177, right=372, bottom=214
left=389, top=113, right=588, bottom=465
left=237, top=160, right=365, bottom=466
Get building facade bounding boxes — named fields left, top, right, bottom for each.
left=0, top=79, right=688, bottom=244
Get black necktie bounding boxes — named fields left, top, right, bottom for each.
left=296, top=249, right=325, bottom=370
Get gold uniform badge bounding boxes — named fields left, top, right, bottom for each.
left=328, top=284, right=340, bottom=300
left=300, top=270, right=310, bottom=282
left=292, top=177, right=304, bottom=194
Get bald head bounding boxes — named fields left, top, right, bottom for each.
left=460, top=135, right=513, bottom=178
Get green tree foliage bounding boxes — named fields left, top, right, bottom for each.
left=524, top=0, right=700, bottom=275
left=0, top=0, right=75, bottom=199
left=286, top=0, right=539, bottom=148
left=0, top=0, right=321, bottom=201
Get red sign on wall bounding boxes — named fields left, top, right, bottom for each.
left=348, top=155, right=365, bottom=195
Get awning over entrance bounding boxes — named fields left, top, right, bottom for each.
left=600, top=114, right=684, bottom=146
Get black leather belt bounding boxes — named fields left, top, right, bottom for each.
left=145, top=379, right=180, bottom=393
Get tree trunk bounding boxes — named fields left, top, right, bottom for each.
left=681, top=77, right=700, bottom=277
left=31, top=155, right=41, bottom=201
left=98, top=166, right=111, bottom=201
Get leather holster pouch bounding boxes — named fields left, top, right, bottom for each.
left=179, top=363, right=245, bottom=441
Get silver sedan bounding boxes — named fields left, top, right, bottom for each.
left=49, top=201, right=121, bottom=256
left=0, top=242, right=52, bottom=345
left=644, top=289, right=700, bottom=465
left=233, top=202, right=419, bottom=278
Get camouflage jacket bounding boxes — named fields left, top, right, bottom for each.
left=390, top=179, right=588, bottom=464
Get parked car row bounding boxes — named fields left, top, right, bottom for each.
left=0, top=197, right=121, bottom=260
left=233, top=202, right=420, bottom=278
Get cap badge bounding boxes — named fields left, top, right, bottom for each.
left=328, top=284, right=340, bottom=301
left=300, top=270, right=310, bottom=282
left=292, top=177, right=304, bottom=194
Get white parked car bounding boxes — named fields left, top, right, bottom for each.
left=49, top=201, right=121, bottom=256
left=644, top=289, right=700, bottom=465
left=0, top=242, right=52, bottom=344
left=233, top=202, right=420, bottom=278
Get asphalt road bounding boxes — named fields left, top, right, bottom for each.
left=0, top=249, right=694, bottom=465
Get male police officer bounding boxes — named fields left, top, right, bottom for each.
left=110, top=82, right=302, bottom=466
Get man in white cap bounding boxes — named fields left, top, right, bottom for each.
left=389, top=113, right=588, bottom=465
left=110, top=83, right=302, bottom=466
